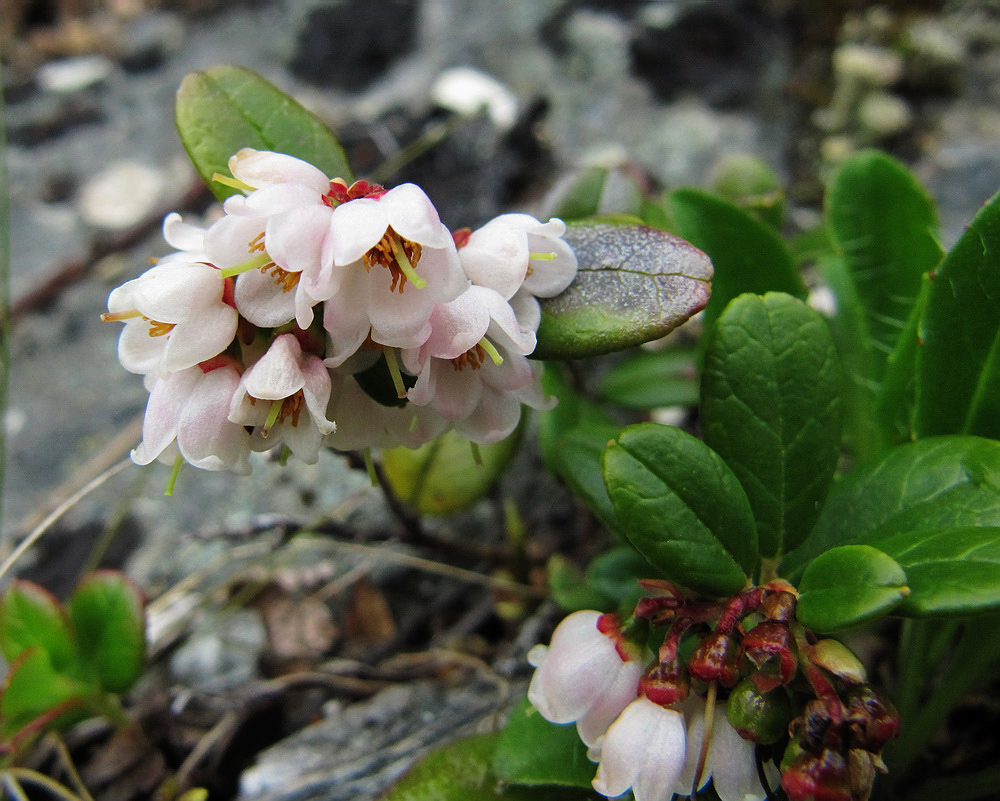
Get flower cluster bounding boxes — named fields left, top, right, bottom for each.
left=528, top=582, right=899, bottom=801
left=103, top=149, right=577, bottom=478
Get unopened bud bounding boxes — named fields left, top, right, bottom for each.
left=812, top=640, right=867, bottom=685
left=741, top=620, right=797, bottom=690
left=781, top=747, right=852, bottom=801
left=848, top=749, right=878, bottom=801
left=760, top=587, right=798, bottom=621
left=640, top=660, right=689, bottom=706
left=844, top=686, right=900, bottom=753
left=689, top=631, right=739, bottom=686
left=726, top=677, right=792, bottom=744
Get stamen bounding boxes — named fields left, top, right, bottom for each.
left=100, top=309, right=143, bottom=323
left=248, top=231, right=266, bottom=253
left=389, top=235, right=427, bottom=290
left=220, top=252, right=271, bottom=279
left=147, top=320, right=176, bottom=337
left=261, top=399, right=283, bottom=437
left=383, top=349, right=407, bottom=398
left=452, top=344, right=486, bottom=371
left=261, top=262, right=301, bottom=293
left=165, top=454, right=184, bottom=497
left=212, top=173, right=254, bottom=193
left=478, top=337, right=504, bottom=366
left=530, top=251, right=557, bottom=261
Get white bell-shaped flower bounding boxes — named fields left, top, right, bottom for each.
left=675, top=696, right=780, bottom=801
left=526, top=610, right=646, bottom=749
left=592, top=696, right=687, bottom=801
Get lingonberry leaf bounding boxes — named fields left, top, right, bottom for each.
left=534, top=221, right=712, bottom=360
left=176, top=65, right=352, bottom=202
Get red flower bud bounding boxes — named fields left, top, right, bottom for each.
left=688, top=631, right=739, bottom=686
left=782, top=747, right=852, bottom=801
left=741, top=620, right=797, bottom=689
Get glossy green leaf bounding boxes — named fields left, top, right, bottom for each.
left=877, top=527, right=1000, bottom=617
left=0, top=580, right=78, bottom=674
left=549, top=423, right=621, bottom=530
left=796, top=545, right=908, bottom=632
left=827, top=151, right=942, bottom=379
left=872, top=276, right=929, bottom=451
left=494, top=697, right=597, bottom=788
left=701, top=293, right=841, bottom=557
left=382, top=427, right=521, bottom=515
left=603, top=423, right=757, bottom=597
left=599, top=346, right=699, bottom=409
left=384, top=732, right=589, bottom=801
left=668, top=188, right=805, bottom=332
left=0, top=649, right=88, bottom=738
left=916, top=189, right=1000, bottom=439
left=68, top=572, right=146, bottom=694
left=534, top=221, right=712, bottom=359
left=781, top=437, right=1000, bottom=579
left=175, top=65, right=352, bottom=202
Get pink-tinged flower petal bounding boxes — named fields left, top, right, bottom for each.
left=161, top=304, right=238, bottom=373
left=454, top=388, right=521, bottom=444
left=244, top=182, right=324, bottom=215
left=380, top=184, right=451, bottom=248
left=417, top=239, right=469, bottom=302
left=460, top=223, right=529, bottom=298
left=162, top=212, right=206, bottom=253
left=480, top=289, right=536, bottom=355
left=235, top=269, right=297, bottom=328
left=204, top=214, right=265, bottom=269
left=130, top=262, right=223, bottom=323
left=267, top=205, right=333, bottom=283
left=277, top=415, right=324, bottom=464
left=593, top=698, right=686, bottom=801
left=228, top=148, right=331, bottom=194
left=576, top=655, right=644, bottom=748
left=176, top=366, right=251, bottom=474
left=329, top=198, right=389, bottom=265
left=118, top=322, right=168, bottom=375
left=366, top=278, right=436, bottom=350
left=322, top=270, right=373, bottom=368
left=428, top=361, right=484, bottom=421
left=422, top=289, right=493, bottom=359
left=242, top=335, right=306, bottom=400
left=131, top=369, right=199, bottom=465
left=300, top=357, right=337, bottom=436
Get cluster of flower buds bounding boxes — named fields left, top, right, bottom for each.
left=102, top=149, right=577, bottom=480
left=527, top=581, right=899, bottom=801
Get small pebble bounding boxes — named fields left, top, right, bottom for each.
left=37, top=55, right=115, bottom=94
left=78, top=161, right=166, bottom=230
left=431, top=67, right=518, bottom=131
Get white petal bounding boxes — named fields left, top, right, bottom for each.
left=455, top=389, right=521, bottom=444
left=322, top=270, right=373, bottom=367
left=460, top=223, right=528, bottom=298
left=267, top=205, right=332, bottom=281
left=244, top=182, right=323, bottom=215
left=234, top=269, right=297, bottom=328
left=300, top=355, right=337, bottom=435
left=161, top=305, right=238, bottom=373
left=523, top=235, right=577, bottom=297
left=131, top=262, right=224, bottom=323
left=329, top=198, right=388, bottom=265
left=576, top=654, right=644, bottom=747
left=705, top=710, right=776, bottom=801
left=381, top=183, right=451, bottom=248
left=229, top=148, right=331, bottom=193
left=422, top=289, right=493, bottom=359
left=177, top=366, right=250, bottom=472
left=132, top=369, right=199, bottom=464
left=242, top=334, right=306, bottom=400
left=205, top=214, right=266, bottom=269
left=117, top=321, right=167, bottom=375
left=162, top=212, right=207, bottom=252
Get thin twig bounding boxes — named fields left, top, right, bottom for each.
left=0, top=458, right=132, bottom=583
left=48, top=735, right=95, bottom=801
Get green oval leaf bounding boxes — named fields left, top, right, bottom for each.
left=175, top=65, right=352, bottom=202
left=549, top=423, right=621, bottom=531
left=384, top=732, right=584, bottom=801
left=796, top=545, right=909, bottom=632
left=599, top=346, right=699, bottom=410
left=0, top=580, right=78, bottom=674
left=494, top=697, right=596, bottom=788
left=701, top=293, right=842, bottom=557
left=827, top=151, right=942, bottom=381
left=603, top=423, right=757, bottom=597
left=68, top=572, right=146, bottom=694
left=916, top=189, right=1000, bottom=439
left=381, top=427, right=521, bottom=515
left=534, top=221, right=712, bottom=359
left=0, top=649, right=89, bottom=739
left=668, top=188, right=805, bottom=333
left=877, top=527, right=1000, bottom=617
left=781, top=437, right=1000, bottom=579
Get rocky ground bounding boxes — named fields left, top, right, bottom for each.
left=3, top=1, right=1000, bottom=799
